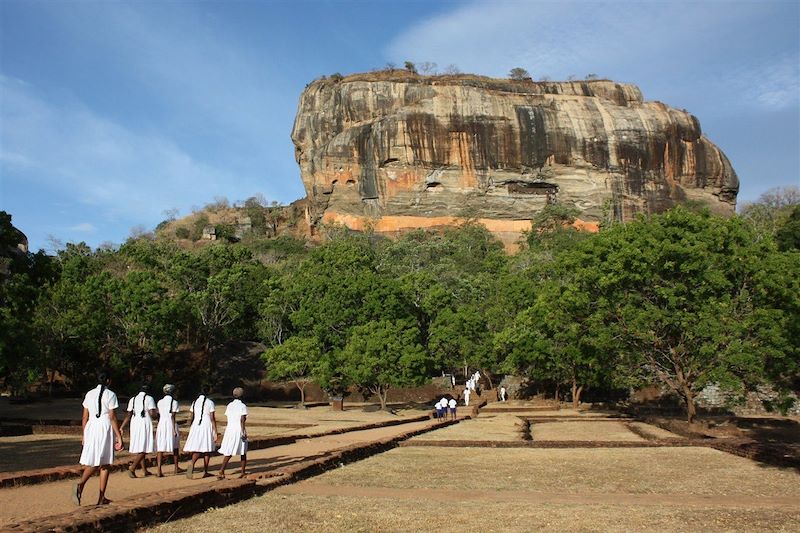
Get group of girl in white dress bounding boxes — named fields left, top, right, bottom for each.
left=74, top=372, right=249, bottom=506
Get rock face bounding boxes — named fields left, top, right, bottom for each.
left=292, top=72, right=738, bottom=247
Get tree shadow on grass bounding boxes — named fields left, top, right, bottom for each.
left=0, top=437, right=83, bottom=473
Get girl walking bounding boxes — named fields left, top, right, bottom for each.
left=120, top=384, right=157, bottom=477
left=217, top=387, right=248, bottom=479
left=183, top=384, right=218, bottom=479
left=155, top=384, right=184, bottom=477
left=73, top=371, right=124, bottom=506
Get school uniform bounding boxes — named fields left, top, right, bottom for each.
left=448, top=398, right=457, bottom=416
left=183, top=395, right=216, bottom=453
left=127, top=392, right=156, bottom=454
left=464, top=388, right=471, bottom=406
left=79, top=384, right=119, bottom=467
left=155, top=395, right=180, bottom=452
left=218, top=399, right=248, bottom=457
left=435, top=401, right=444, bottom=419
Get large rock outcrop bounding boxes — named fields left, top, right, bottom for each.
left=292, top=72, right=738, bottom=247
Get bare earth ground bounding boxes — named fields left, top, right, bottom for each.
left=0, top=418, right=437, bottom=527
left=0, top=403, right=427, bottom=472
left=410, top=413, right=524, bottom=442
left=147, top=410, right=800, bottom=533
left=531, top=421, right=644, bottom=441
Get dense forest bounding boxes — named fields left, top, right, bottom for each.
left=1, top=189, right=798, bottom=421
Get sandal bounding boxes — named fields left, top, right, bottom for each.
left=127, top=468, right=136, bottom=479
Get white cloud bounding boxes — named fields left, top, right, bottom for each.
left=386, top=1, right=799, bottom=112
left=0, top=76, right=236, bottom=224
left=68, top=222, right=97, bottom=233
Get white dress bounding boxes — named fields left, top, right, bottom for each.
left=183, top=395, right=216, bottom=453
left=218, top=399, right=248, bottom=457
left=79, top=385, right=119, bottom=466
left=127, top=392, right=156, bottom=453
left=155, top=395, right=180, bottom=452
left=464, top=389, right=471, bottom=406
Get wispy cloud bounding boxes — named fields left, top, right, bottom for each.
left=386, top=1, right=799, bottom=113
left=68, top=222, right=97, bottom=233
left=1, top=75, right=235, bottom=223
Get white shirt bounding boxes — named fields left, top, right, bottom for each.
left=157, top=395, right=179, bottom=418
left=225, top=399, right=248, bottom=420
left=127, top=393, right=156, bottom=416
left=448, top=399, right=456, bottom=409
left=82, top=385, right=119, bottom=418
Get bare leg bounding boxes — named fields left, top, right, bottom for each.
left=128, top=453, right=144, bottom=477
left=202, top=453, right=212, bottom=477
left=187, top=452, right=200, bottom=478
left=239, top=454, right=247, bottom=477
left=75, top=465, right=98, bottom=504
left=97, top=465, right=112, bottom=505
left=140, top=453, right=152, bottom=476
left=173, top=449, right=184, bottom=474
left=218, top=455, right=231, bottom=478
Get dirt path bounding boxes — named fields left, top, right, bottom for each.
left=0, top=419, right=437, bottom=527
left=275, top=482, right=800, bottom=509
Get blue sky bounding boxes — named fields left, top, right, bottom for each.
left=1, top=0, right=798, bottom=251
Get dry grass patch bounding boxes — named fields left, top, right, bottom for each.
left=532, top=421, right=643, bottom=441
left=146, top=492, right=800, bottom=533
left=313, top=447, right=800, bottom=496
left=629, top=421, right=686, bottom=440
left=410, top=414, right=523, bottom=442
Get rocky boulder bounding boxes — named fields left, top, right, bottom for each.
left=292, top=72, right=738, bottom=247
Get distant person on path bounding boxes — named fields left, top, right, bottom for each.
left=120, top=384, right=157, bottom=478
left=73, top=370, right=124, bottom=506
left=451, top=374, right=456, bottom=388
left=434, top=399, right=444, bottom=421
left=155, top=384, right=184, bottom=477
left=184, top=385, right=218, bottom=479
left=500, top=386, right=507, bottom=402
left=448, top=397, right=457, bottom=420
left=218, top=387, right=249, bottom=479
left=463, top=387, right=471, bottom=406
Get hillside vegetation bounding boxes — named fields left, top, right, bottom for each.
left=1, top=187, right=798, bottom=421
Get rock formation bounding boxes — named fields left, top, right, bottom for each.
left=292, top=72, right=738, bottom=247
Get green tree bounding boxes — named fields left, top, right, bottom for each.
left=262, top=336, right=322, bottom=405
left=568, top=208, right=795, bottom=422
left=340, top=319, right=430, bottom=410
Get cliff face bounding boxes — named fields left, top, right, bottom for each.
left=292, top=73, right=738, bottom=246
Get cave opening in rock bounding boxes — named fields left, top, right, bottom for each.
left=507, top=181, right=558, bottom=195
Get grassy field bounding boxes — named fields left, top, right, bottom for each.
left=312, top=447, right=800, bottom=496
left=410, top=414, right=524, bottom=442
left=148, top=489, right=800, bottom=533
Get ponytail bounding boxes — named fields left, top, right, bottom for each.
left=139, top=392, right=145, bottom=418
left=95, top=370, right=109, bottom=418
left=96, top=384, right=105, bottom=418
left=198, top=395, right=206, bottom=426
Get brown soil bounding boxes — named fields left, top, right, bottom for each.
left=0, top=419, right=437, bottom=527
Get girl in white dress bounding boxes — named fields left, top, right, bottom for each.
left=120, top=384, right=157, bottom=477
left=155, top=384, right=184, bottom=477
left=184, top=384, right=218, bottom=479
left=217, top=387, right=249, bottom=478
left=73, top=371, right=124, bottom=507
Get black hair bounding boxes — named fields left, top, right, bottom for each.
left=96, top=371, right=109, bottom=418
left=198, top=394, right=206, bottom=426
left=139, top=384, right=150, bottom=417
